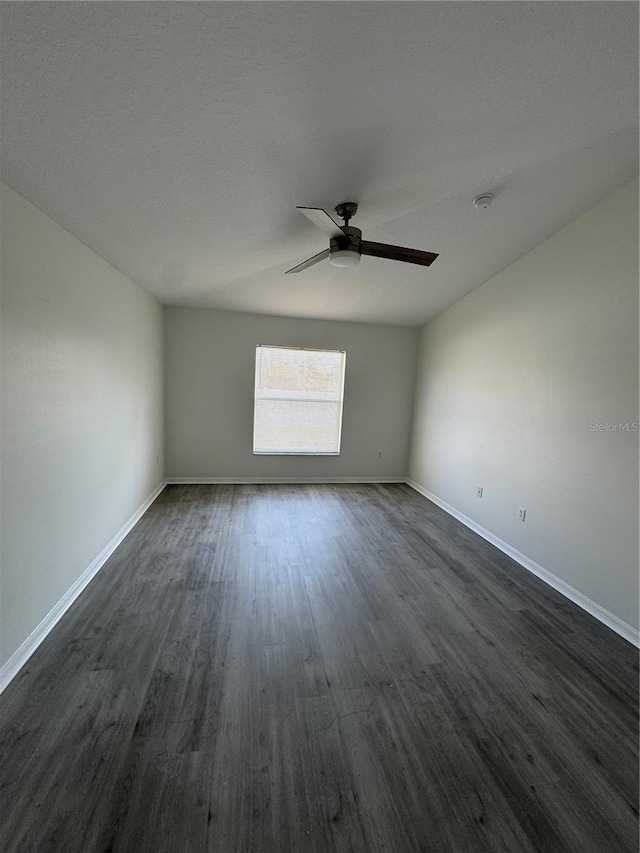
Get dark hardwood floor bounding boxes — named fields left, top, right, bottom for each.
left=1, top=484, right=638, bottom=852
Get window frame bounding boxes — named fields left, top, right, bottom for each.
left=252, top=344, right=347, bottom=456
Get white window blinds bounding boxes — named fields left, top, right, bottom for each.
left=253, top=345, right=346, bottom=455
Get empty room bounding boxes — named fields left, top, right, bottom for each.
left=0, top=3, right=638, bottom=852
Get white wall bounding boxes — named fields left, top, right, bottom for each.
left=165, top=307, right=418, bottom=480
left=0, top=183, right=164, bottom=668
left=409, top=181, right=639, bottom=631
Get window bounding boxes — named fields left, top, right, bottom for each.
left=253, top=345, right=346, bottom=455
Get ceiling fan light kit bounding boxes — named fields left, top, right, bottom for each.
left=286, top=201, right=439, bottom=274
left=330, top=246, right=361, bottom=267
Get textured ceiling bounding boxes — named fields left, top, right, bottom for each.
left=1, top=2, right=637, bottom=326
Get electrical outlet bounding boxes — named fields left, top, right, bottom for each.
left=518, top=507, right=527, bottom=522
left=377, top=451, right=383, bottom=458
left=476, top=487, right=483, bottom=498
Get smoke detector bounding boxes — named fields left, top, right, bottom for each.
left=473, top=193, right=494, bottom=211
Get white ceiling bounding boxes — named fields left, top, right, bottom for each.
left=1, top=2, right=637, bottom=327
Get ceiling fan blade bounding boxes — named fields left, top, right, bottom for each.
left=360, top=240, right=439, bottom=267
left=284, top=248, right=331, bottom=274
left=296, top=206, right=344, bottom=237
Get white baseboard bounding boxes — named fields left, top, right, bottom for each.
left=0, top=479, right=168, bottom=695
left=406, top=479, right=639, bottom=649
left=166, top=476, right=405, bottom=485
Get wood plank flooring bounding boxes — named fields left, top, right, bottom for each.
left=1, top=483, right=638, bottom=852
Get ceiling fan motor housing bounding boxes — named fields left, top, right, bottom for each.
left=330, top=225, right=362, bottom=266
left=329, top=225, right=362, bottom=254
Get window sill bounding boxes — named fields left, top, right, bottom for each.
left=253, top=451, right=341, bottom=456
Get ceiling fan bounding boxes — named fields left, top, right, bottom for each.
left=285, top=202, right=439, bottom=274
